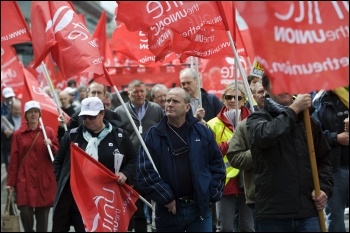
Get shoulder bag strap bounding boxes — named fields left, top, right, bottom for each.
left=20, top=131, right=40, bottom=166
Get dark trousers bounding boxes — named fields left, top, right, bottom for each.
left=52, top=184, right=85, bottom=232
left=128, top=199, right=148, bottom=232
left=18, top=206, right=50, bottom=232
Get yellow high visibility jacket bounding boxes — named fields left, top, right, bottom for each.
left=207, top=117, right=239, bottom=185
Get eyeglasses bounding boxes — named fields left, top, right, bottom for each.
left=81, top=115, right=98, bottom=120
left=224, top=95, right=243, bottom=101
left=173, top=146, right=190, bottom=157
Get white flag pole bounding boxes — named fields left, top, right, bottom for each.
left=39, top=117, right=54, bottom=162
left=40, top=61, right=68, bottom=131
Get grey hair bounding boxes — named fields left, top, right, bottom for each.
left=151, top=84, right=168, bottom=98
left=179, top=68, right=198, bottom=81
left=128, top=80, right=145, bottom=92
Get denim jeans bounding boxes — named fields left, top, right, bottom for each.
left=326, top=166, right=349, bottom=232
left=256, top=217, right=321, bottom=232
left=155, top=202, right=212, bottom=232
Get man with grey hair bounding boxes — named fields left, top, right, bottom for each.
left=179, top=67, right=223, bottom=124
left=114, top=79, right=164, bottom=232
left=151, top=84, right=168, bottom=110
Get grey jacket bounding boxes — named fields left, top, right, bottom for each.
left=227, top=118, right=255, bottom=204
left=114, top=100, right=164, bottom=150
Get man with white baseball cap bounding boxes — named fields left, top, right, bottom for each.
left=1, top=87, right=16, bottom=116
left=52, top=96, right=137, bottom=232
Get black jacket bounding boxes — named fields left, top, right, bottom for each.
left=246, top=98, right=333, bottom=219
left=188, top=88, right=223, bottom=122
left=312, top=91, right=349, bottom=170
left=53, top=120, right=137, bottom=216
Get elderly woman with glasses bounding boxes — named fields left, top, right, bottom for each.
left=207, top=83, right=254, bottom=232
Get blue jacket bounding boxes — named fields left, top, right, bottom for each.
left=137, top=113, right=225, bottom=218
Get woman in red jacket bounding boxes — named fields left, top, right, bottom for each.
left=6, top=100, right=59, bottom=232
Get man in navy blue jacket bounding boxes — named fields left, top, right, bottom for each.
left=137, top=87, right=225, bottom=232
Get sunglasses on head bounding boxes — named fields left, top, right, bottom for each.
left=224, top=95, right=243, bottom=101
left=81, top=115, right=98, bottom=120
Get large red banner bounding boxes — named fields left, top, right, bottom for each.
left=234, top=1, right=349, bottom=94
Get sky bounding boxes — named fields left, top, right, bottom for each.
left=100, top=1, right=117, bottom=14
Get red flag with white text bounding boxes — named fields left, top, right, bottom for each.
left=22, top=65, right=70, bottom=131
left=70, top=143, right=139, bottom=232
left=116, top=1, right=238, bottom=61
left=110, top=23, right=178, bottom=67
left=234, top=1, right=349, bottom=94
left=1, top=1, right=32, bottom=46
left=30, top=1, right=104, bottom=80
left=1, top=46, right=25, bottom=98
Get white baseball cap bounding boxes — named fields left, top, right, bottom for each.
left=79, top=97, right=104, bottom=116
left=24, top=100, right=41, bottom=112
left=64, top=87, right=76, bottom=95
left=2, top=87, right=15, bottom=98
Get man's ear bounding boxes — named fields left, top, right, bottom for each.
left=185, top=103, right=191, bottom=112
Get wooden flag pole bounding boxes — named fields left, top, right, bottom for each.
left=303, top=109, right=327, bottom=232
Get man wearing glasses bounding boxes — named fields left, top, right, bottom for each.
left=52, top=97, right=137, bottom=232
left=137, top=87, right=226, bottom=232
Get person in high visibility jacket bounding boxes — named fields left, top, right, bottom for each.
left=207, top=83, right=254, bottom=232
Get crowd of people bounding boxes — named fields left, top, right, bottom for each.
left=1, top=68, right=348, bottom=232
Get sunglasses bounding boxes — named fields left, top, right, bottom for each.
left=224, top=95, right=243, bottom=101
left=173, top=146, right=190, bottom=157
left=81, top=115, right=98, bottom=120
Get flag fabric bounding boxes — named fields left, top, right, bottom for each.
left=116, top=1, right=239, bottom=61
left=110, top=23, right=177, bottom=67
left=1, top=46, right=25, bottom=97
left=234, top=1, right=349, bottom=94
left=92, top=11, right=115, bottom=67
left=22, top=65, right=70, bottom=131
left=1, top=1, right=32, bottom=46
left=30, top=1, right=104, bottom=80
left=27, top=54, right=65, bottom=89
left=70, top=143, right=139, bottom=232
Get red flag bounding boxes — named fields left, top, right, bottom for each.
left=92, top=11, right=115, bottom=67
left=116, top=1, right=234, bottom=60
left=234, top=1, right=349, bottom=94
left=30, top=1, right=104, bottom=80
left=27, top=54, right=65, bottom=89
left=110, top=23, right=177, bottom=67
left=1, top=1, right=32, bottom=46
left=70, top=143, right=139, bottom=232
left=1, top=46, right=25, bottom=97
left=22, top=65, right=70, bottom=131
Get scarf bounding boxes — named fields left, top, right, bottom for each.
left=83, top=122, right=112, bottom=160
